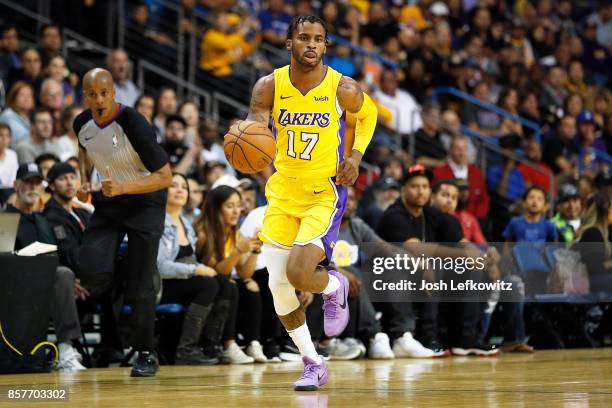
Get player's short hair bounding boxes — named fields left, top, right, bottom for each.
left=286, top=15, right=328, bottom=41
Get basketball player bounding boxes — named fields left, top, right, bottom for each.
left=75, top=68, right=172, bottom=377
left=243, top=15, right=376, bottom=391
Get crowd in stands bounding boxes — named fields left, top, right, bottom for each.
left=1, top=0, right=611, bottom=371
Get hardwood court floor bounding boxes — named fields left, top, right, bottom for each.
left=2, top=349, right=612, bottom=407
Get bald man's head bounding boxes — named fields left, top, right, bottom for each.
left=83, top=68, right=117, bottom=120
left=83, top=68, right=115, bottom=89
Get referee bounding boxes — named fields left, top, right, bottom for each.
left=75, top=68, right=172, bottom=377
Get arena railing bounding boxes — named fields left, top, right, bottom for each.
left=432, top=87, right=542, bottom=144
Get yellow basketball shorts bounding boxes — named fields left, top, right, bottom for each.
left=259, top=172, right=348, bottom=261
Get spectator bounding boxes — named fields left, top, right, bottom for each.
left=202, top=160, right=228, bottom=189
left=576, top=192, right=612, bottom=291
left=430, top=178, right=459, bottom=216
left=432, top=135, right=490, bottom=221
left=35, top=152, right=59, bottom=209
left=107, top=49, right=140, bottom=108
left=565, top=60, right=587, bottom=98
left=153, top=87, right=177, bottom=139
left=581, top=20, right=612, bottom=87
left=373, top=69, right=422, bottom=135
left=563, top=93, right=584, bottom=120
left=0, top=123, right=18, bottom=194
left=4, top=163, right=85, bottom=371
left=574, top=110, right=607, bottom=177
left=517, top=136, right=552, bottom=191
left=37, top=24, right=62, bottom=67
left=377, top=164, right=496, bottom=356
left=194, top=185, right=261, bottom=364
left=0, top=81, right=35, bottom=147
left=503, top=186, right=558, bottom=252
left=593, top=92, right=610, bottom=129
left=183, top=177, right=204, bottom=223
left=586, top=3, right=612, bottom=51
left=338, top=5, right=361, bottom=45
left=199, top=118, right=232, bottom=171
left=7, top=48, right=43, bottom=94
left=258, top=0, right=292, bottom=66
left=361, top=2, right=399, bottom=47
left=362, top=176, right=400, bottom=230
left=199, top=12, right=258, bottom=78
left=135, top=94, right=156, bottom=124
left=439, top=109, right=477, bottom=163
left=542, top=115, right=578, bottom=175
left=43, top=162, right=90, bottom=279
left=460, top=81, right=502, bottom=137
left=39, top=78, right=65, bottom=136
left=56, top=106, right=83, bottom=161
left=178, top=101, right=200, bottom=146
left=454, top=179, right=487, bottom=246
left=550, top=183, right=583, bottom=245
left=156, top=173, right=221, bottom=365
left=45, top=55, right=79, bottom=107
left=0, top=25, right=21, bottom=81
left=15, top=109, right=62, bottom=164
left=326, top=44, right=359, bottom=77
left=539, top=66, right=569, bottom=118
left=331, top=185, right=395, bottom=359
left=412, top=103, right=447, bottom=169
left=163, top=114, right=200, bottom=176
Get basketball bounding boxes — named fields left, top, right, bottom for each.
left=224, top=120, right=276, bottom=174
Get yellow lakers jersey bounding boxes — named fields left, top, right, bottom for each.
left=272, top=65, right=345, bottom=179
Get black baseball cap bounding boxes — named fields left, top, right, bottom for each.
left=16, top=163, right=43, bottom=182
left=165, top=114, right=187, bottom=128
left=376, top=176, right=400, bottom=190
left=401, top=164, right=431, bottom=185
left=557, top=183, right=580, bottom=203
left=47, top=162, right=77, bottom=183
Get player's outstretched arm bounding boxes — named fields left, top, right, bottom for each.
left=246, top=73, right=275, bottom=125
left=336, top=76, right=378, bottom=185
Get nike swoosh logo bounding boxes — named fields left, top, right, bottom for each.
left=339, top=284, right=347, bottom=309
left=84, top=137, right=94, bottom=141
left=280, top=95, right=293, bottom=100
left=314, top=190, right=325, bottom=194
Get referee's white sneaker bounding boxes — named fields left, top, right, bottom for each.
left=392, top=332, right=435, bottom=358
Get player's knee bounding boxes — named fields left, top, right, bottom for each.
left=270, top=281, right=300, bottom=315
left=286, top=262, right=309, bottom=290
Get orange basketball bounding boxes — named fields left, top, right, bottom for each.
left=224, top=120, right=276, bottom=174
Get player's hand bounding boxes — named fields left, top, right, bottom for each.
left=195, top=265, right=217, bottom=277
left=74, top=278, right=90, bottom=300
left=340, top=269, right=362, bottom=298
left=102, top=166, right=124, bottom=197
left=76, top=182, right=91, bottom=202
left=336, top=155, right=360, bottom=186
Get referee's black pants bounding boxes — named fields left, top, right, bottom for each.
left=79, top=203, right=165, bottom=351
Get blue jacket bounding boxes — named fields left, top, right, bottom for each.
left=156, top=213, right=202, bottom=280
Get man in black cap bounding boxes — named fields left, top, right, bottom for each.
left=377, top=164, right=499, bottom=357
left=550, top=183, right=583, bottom=244
left=3, top=163, right=86, bottom=371
left=43, top=162, right=91, bottom=274
left=362, top=176, right=400, bottom=230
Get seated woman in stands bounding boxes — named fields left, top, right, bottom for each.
left=194, top=185, right=264, bottom=364
left=157, top=173, right=220, bottom=365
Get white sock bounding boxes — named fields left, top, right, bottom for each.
left=321, top=274, right=340, bottom=295
left=288, top=324, right=321, bottom=364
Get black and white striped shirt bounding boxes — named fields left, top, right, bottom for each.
left=74, top=106, right=168, bottom=207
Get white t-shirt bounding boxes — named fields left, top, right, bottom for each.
left=0, top=148, right=18, bottom=188
left=239, top=205, right=268, bottom=271
left=373, top=88, right=422, bottom=134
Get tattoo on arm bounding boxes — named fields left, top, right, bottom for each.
left=246, top=74, right=274, bottom=124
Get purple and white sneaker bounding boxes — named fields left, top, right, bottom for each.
left=294, top=356, right=328, bottom=391
left=322, top=270, right=350, bottom=337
